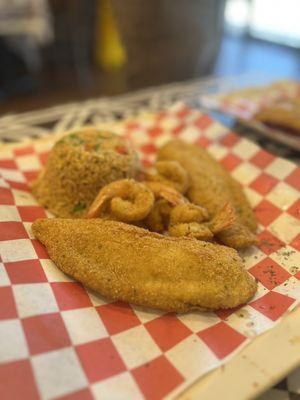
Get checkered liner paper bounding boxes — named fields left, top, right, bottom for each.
left=0, top=103, right=300, bottom=400
left=200, top=80, right=300, bottom=120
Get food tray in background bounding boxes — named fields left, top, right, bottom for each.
left=236, top=118, right=300, bottom=152
left=0, top=103, right=299, bottom=400
left=200, top=79, right=300, bottom=151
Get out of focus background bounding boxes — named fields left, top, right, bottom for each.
left=0, top=0, right=300, bottom=114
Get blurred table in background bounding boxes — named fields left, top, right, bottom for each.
left=2, top=1, right=300, bottom=116
left=0, top=75, right=299, bottom=163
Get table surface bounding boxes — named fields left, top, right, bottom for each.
left=0, top=76, right=299, bottom=400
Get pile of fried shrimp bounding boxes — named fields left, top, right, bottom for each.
left=85, top=160, right=236, bottom=242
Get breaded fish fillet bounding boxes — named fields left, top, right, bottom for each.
left=157, top=140, right=257, bottom=249
left=32, top=218, right=256, bottom=312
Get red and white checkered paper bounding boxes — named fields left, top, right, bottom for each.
left=200, top=80, right=300, bottom=120
left=0, top=103, right=300, bottom=400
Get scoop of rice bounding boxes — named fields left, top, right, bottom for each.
left=32, top=128, right=140, bottom=217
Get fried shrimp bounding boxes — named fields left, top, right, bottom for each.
left=169, top=203, right=209, bottom=225
left=143, top=181, right=185, bottom=205
left=87, top=175, right=236, bottom=242
left=209, top=203, right=236, bottom=234
left=169, top=222, right=214, bottom=241
left=144, top=199, right=173, bottom=232
left=87, top=178, right=185, bottom=226
left=168, top=203, right=212, bottom=240
left=142, top=181, right=188, bottom=232
left=169, top=203, right=236, bottom=241
left=146, top=160, right=189, bottom=193
left=86, top=179, right=154, bottom=222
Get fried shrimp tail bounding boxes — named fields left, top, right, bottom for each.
left=209, top=202, right=236, bottom=234
left=32, top=218, right=257, bottom=312
left=86, top=179, right=154, bottom=222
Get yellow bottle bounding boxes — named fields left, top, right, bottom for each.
left=95, top=0, right=127, bottom=71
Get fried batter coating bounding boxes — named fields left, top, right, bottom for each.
left=144, top=181, right=184, bottom=205
left=254, top=99, right=300, bottom=135
left=169, top=203, right=209, bottom=225
left=169, top=222, right=214, bottom=241
left=144, top=199, right=172, bottom=232
left=158, top=140, right=257, bottom=249
left=86, top=179, right=154, bottom=222
left=226, top=178, right=257, bottom=232
left=145, top=160, right=190, bottom=193
left=32, top=218, right=257, bottom=312
left=168, top=203, right=211, bottom=239
left=86, top=178, right=183, bottom=224
left=169, top=203, right=236, bottom=241
left=87, top=178, right=236, bottom=242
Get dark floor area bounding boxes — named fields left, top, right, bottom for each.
left=1, top=33, right=300, bottom=115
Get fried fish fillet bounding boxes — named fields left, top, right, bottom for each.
left=254, top=99, right=300, bottom=135
left=32, top=218, right=256, bottom=312
left=157, top=140, right=257, bottom=249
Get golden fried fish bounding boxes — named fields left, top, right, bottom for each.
left=157, top=140, right=257, bottom=249
left=32, top=218, right=257, bottom=312
left=255, top=99, right=300, bottom=135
